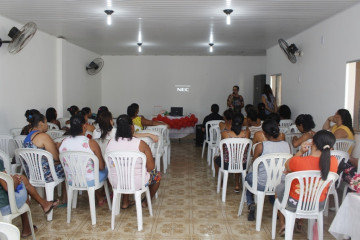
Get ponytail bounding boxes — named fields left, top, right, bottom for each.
left=313, top=130, right=336, bottom=180
left=319, top=145, right=331, bottom=180
left=231, top=113, right=244, bottom=135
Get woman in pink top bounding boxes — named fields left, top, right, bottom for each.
left=106, top=114, right=161, bottom=209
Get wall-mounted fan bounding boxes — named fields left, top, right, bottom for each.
left=278, top=38, right=303, bottom=64
left=0, top=22, right=37, bottom=54
left=86, top=58, right=104, bottom=75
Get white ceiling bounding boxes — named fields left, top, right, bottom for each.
left=0, top=0, right=359, bottom=56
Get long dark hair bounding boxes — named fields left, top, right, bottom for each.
left=231, top=113, right=244, bottom=135
left=295, top=114, right=315, bottom=132
left=262, top=119, right=280, bottom=139
left=115, top=114, right=133, bottom=141
left=337, top=109, right=354, bottom=134
left=46, top=107, right=57, bottom=122
left=98, top=111, right=113, bottom=139
left=67, top=105, right=79, bottom=117
left=69, top=114, right=85, bottom=137
left=263, top=84, right=273, bottom=101
left=95, top=106, right=109, bottom=123
left=313, top=130, right=336, bottom=180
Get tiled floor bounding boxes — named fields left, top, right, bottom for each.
left=14, top=135, right=337, bottom=239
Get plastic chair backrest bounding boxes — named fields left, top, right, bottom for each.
left=209, top=125, right=221, bottom=145
left=279, top=126, right=289, bottom=134
left=333, top=139, right=355, bottom=153
left=138, top=130, right=163, bottom=156
left=104, top=151, right=147, bottom=192
left=0, top=172, right=20, bottom=218
left=289, top=124, right=300, bottom=133
left=252, top=153, right=293, bottom=193
left=146, top=125, right=168, bottom=144
left=13, top=135, right=26, bottom=149
left=281, top=171, right=338, bottom=214
left=279, top=120, right=294, bottom=128
left=9, top=128, right=22, bottom=137
left=219, top=138, right=252, bottom=172
left=16, top=148, right=60, bottom=185
left=46, top=130, right=65, bottom=139
left=205, top=120, right=224, bottom=142
left=87, top=119, right=95, bottom=125
left=47, top=123, right=59, bottom=130
left=59, top=151, right=100, bottom=188
left=57, top=118, right=69, bottom=129
left=137, top=137, right=156, bottom=156
left=330, top=150, right=349, bottom=188
left=94, top=138, right=110, bottom=157
left=285, top=133, right=302, bottom=154
left=0, top=134, right=15, bottom=158
left=0, top=150, right=11, bottom=173
left=0, top=222, right=20, bottom=240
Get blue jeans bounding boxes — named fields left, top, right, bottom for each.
left=245, top=172, right=274, bottom=206
left=0, top=182, right=27, bottom=216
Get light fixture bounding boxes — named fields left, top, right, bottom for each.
left=137, top=42, right=142, bottom=53
left=104, top=10, right=114, bottom=25
left=209, top=43, right=214, bottom=53
left=223, top=9, right=233, bottom=25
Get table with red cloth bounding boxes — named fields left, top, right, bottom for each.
left=152, top=114, right=198, bottom=139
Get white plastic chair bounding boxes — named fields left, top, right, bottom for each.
left=57, top=118, right=69, bottom=129
left=288, top=125, right=300, bottom=133
left=146, top=125, right=170, bottom=172
left=87, top=119, right=95, bottom=125
left=53, top=136, right=67, bottom=144
left=333, top=139, right=355, bottom=154
left=285, top=133, right=302, bottom=155
left=0, top=222, right=20, bottom=240
left=217, top=138, right=252, bottom=202
left=279, top=126, right=289, bottom=134
left=271, top=171, right=338, bottom=240
left=0, top=134, right=16, bottom=159
left=104, top=151, right=153, bottom=231
left=9, top=128, right=22, bottom=137
left=59, top=151, right=111, bottom=225
left=0, top=172, right=35, bottom=240
left=46, top=130, right=65, bottom=140
left=137, top=137, right=156, bottom=155
left=47, top=123, right=59, bottom=130
left=15, top=148, right=64, bottom=221
left=13, top=135, right=27, bottom=173
left=238, top=153, right=293, bottom=231
left=202, top=120, right=224, bottom=159
left=209, top=125, right=221, bottom=177
left=279, top=120, right=294, bottom=128
left=138, top=130, right=164, bottom=173
left=0, top=150, right=12, bottom=174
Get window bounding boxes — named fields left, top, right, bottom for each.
left=270, top=74, right=282, bottom=106
left=345, top=61, right=360, bottom=131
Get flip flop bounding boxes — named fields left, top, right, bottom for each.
left=44, top=199, right=59, bottom=215
left=21, top=225, right=38, bottom=238
left=234, top=187, right=241, bottom=193
left=121, top=201, right=135, bottom=209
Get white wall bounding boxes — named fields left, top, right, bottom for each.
left=266, top=3, right=360, bottom=130
left=0, top=15, right=57, bottom=132
left=0, top=15, right=101, bottom=132
left=101, top=56, right=266, bottom=121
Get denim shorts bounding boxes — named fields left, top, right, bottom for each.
left=0, top=182, right=27, bottom=216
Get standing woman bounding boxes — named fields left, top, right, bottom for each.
left=261, top=84, right=277, bottom=116
left=227, top=85, right=244, bottom=113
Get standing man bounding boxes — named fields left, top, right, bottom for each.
left=227, top=85, right=244, bottom=113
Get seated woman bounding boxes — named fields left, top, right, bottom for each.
left=292, top=114, right=316, bottom=148
left=80, top=110, right=95, bottom=139
left=278, top=105, right=292, bottom=120
left=127, top=103, right=167, bottom=132
left=81, top=107, right=93, bottom=121
left=214, top=113, right=250, bottom=193
left=0, top=159, right=59, bottom=238
left=46, top=107, right=61, bottom=129
left=106, top=114, right=161, bottom=209
left=243, top=104, right=255, bottom=127
left=59, top=114, right=108, bottom=206
left=323, top=108, right=354, bottom=141
left=245, top=119, right=291, bottom=221
left=22, top=112, right=66, bottom=203
left=275, top=130, right=338, bottom=236
left=92, top=111, right=159, bottom=142
left=219, top=109, right=233, bottom=132
left=246, top=109, right=262, bottom=139
left=20, top=109, right=40, bottom=135
left=65, top=105, right=79, bottom=125
left=253, top=113, right=285, bottom=145
left=257, top=103, right=266, bottom=121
